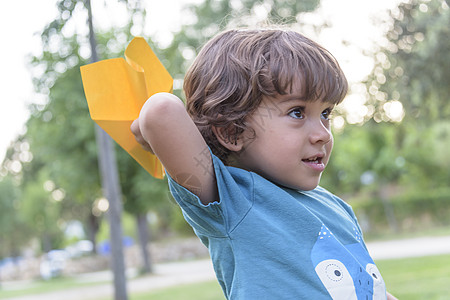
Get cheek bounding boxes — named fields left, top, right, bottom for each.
left=326, top=135, right=334, bottom=157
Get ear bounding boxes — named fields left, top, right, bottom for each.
left=212, top=125, right=244, bottom=152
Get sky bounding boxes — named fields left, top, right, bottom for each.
left=0, top=0, right=402, bottom=163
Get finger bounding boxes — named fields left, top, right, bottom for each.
left=130, top=119, right=140, bottom=136
left=141, top=144, right=154, bottom=153
left=131, top=118, right=155, bottom=154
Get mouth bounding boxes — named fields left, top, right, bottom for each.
left=302, top=156, right=322, bottom=163
left=302, top=154, right=326, bottom=172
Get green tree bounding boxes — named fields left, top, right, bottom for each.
left=3, top=0, right=325, bottom=266
left=25, top=0, right=171, bottom=279
left=27, top=36, right=103, bottom=251
left=162, top=0, right=320, bottom=89
left=322, top=0, right=450, bottom=233
left=21, top=169, right=64, bottom=252
left=0, top=175, right=30, bottom=259
left=117, top=154, right=172, bottom=273
left=367, top=0, right=450, bottom=122
left=365, top=0, right=450, bottom=190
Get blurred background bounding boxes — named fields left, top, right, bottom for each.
left=0, top=0, right=449, bottom=299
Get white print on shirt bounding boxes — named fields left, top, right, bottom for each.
left=311, top=225, right=387, bottom=300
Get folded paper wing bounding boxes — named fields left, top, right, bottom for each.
left=80, top=37, right=172, bottom=179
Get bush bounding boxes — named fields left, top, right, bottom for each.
left=352, top=188, right=450, bottom=235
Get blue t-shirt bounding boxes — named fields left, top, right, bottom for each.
left=168, top=153, right=387, bottom=299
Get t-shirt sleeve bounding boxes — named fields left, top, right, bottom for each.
left=167, top=152, right=254, bottom=237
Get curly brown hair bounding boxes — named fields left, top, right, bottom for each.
left=184, top=28, right=348, bottom=163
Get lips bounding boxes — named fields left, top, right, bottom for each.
left=302, top=154, right=326, bottom=172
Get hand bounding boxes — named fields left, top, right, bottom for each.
left=387, top=291, right=398, bottom=300
left=131, top=118, right=154, bottom=154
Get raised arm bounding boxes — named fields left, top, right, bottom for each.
left=131, top=92, right=218, bottom=205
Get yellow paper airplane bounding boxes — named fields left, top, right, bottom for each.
left=80, top=37, right=172, bottom=179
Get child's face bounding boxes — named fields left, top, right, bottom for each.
left=235, top=87, right=335, bottom=191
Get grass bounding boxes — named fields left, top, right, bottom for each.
left=376, top=254, right=450, bottom=300
left=129, top=280, right=224, bottom=300
left=2, top=255, right=450, bottom=299
left=116, top=255, right=450, bottom=300
left=0, top=276, right=107, bottom=299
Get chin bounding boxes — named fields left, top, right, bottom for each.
left=293, top=177, right=322, bottom=191
left=297, top=184, right=319, bottom=191
left=277, top=180, right=319, bottom=192
left=262, top=172, right=321, bottom=191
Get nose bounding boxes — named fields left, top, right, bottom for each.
left=308, top=119, right=332, bottom=145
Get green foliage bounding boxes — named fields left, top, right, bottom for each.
left=25, top=38, right=103, bottom=251
left=0, top=176, right=31, bottom=258
left=116, top=147, right=169, bottom=215
left=7, top=0, right=448, bottom=262
left=366, top=0, right=450, bottom=122
left=323, top=122, right=406, bottom=195
left=360, top=0, right=450, bottom=192
left=352, top=188, right=450, bottom=234
left=399, top=121, right=450, bottom=189
left=160, top=0, right=320, bottom=93
left=323, top=0, right=450, bottom=230
left=20, top=169, right=65, bottom=251
left=96, top=212, right=136, bottom=243
left=19, top=0, right=161, bottom=253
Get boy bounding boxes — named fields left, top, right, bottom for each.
left=131, top=28, right=396, bottom=299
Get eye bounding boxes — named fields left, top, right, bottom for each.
left=315, top=259, right=356, bottom=299
left=321, top=108, right=333, bottom=120
left=366, top=263, right=383, bottom=283
left=324, top=263, right=344, bottom=282
left=288, top=107, right=305, bottom=119
left=366, top=263, right=386, bottom=297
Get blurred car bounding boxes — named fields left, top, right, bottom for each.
left=40, top=249, right=69, bottom=280
left=65, top=240, right=94, bottom=258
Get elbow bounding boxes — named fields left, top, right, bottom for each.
left=138, top=92, right=186, bottom=140
left=139, top=93, right=184, bottom=127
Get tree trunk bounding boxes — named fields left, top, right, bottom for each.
left=86, top=212, right=100, bottom=254
left=136, top=213, right=152, bottom=273
left=379, top=184, right=399, bottom=233
left=42, top=232, right=52, bottom=253
left=86, top=0, right=128, bottom=299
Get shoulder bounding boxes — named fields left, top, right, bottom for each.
left=168, top=150, right=256, bottom=208
left=211, top=154, right=256, bottom=199
left=309, top=186, right=355, bottom=215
